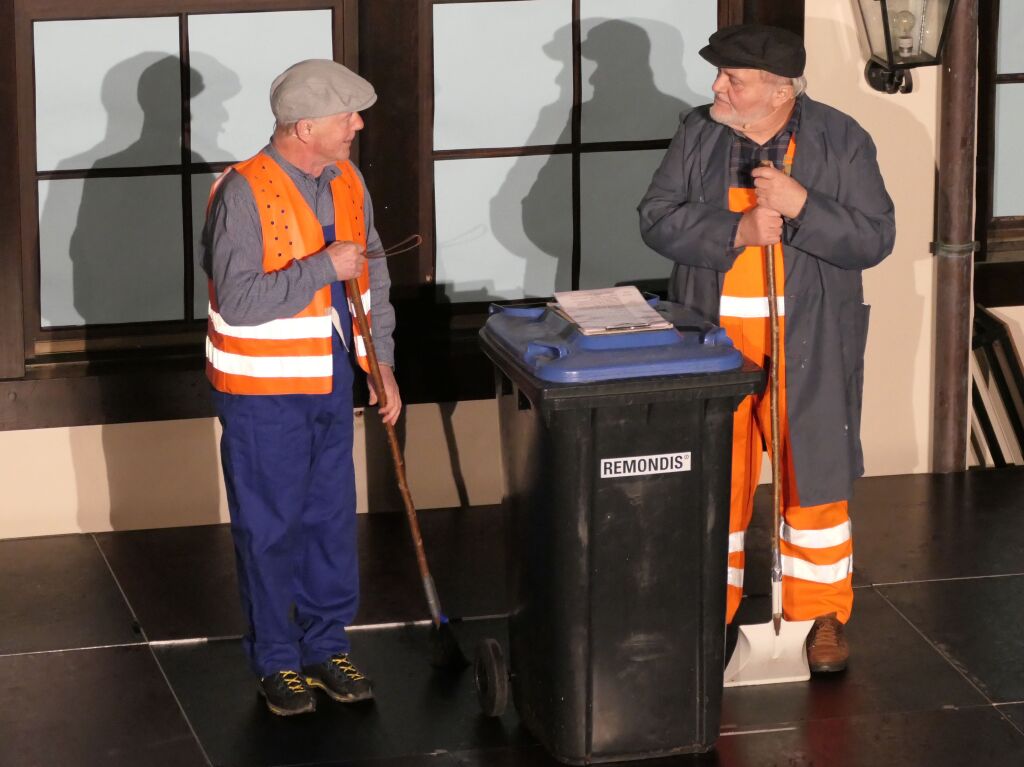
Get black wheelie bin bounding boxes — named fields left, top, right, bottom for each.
left=476, top=299, right=762, bottom=765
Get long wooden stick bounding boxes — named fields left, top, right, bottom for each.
left=764, top=242, right=783, bottom=637
left=761, top=156, right=792, bottom=637
left=345, top=278, right=444, bottom=626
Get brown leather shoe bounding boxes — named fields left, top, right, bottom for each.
left=806, top=613, right=849, bottom=673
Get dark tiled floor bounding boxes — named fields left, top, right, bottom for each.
left=3, top=472, right=1024, bottom=766
left=94, top=524, right=245, bottom=642
left=0, top=645, right=207, bottom=767
left=92, top=506, right=509, bottom=642
left=721, top=589, right=989, bottom=730
left=0, top=534, right=142, bottom=654
left=877, top=575, right=1024, bottom=702
left=155, top=623, right=529, bottom=767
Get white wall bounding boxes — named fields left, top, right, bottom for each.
left=0, top=400, right=502, bottom=539
left=805, top=3, right=940, bottom=477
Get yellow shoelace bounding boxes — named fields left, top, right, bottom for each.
left=331, top=655, right=366, bottom=681
left=279, top=670, right=307, bottom=693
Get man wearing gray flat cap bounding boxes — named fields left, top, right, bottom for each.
left=640, top=24, right=895, bottom=674
left=201, top=58, right=398, bottom=716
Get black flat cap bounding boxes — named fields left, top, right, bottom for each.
left=699, top=24, right=805, bottom=78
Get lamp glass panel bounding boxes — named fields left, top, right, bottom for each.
left=34, top=18, right=180, bottom=172
left=434, top=155, right=573, bottom=301
left=188, top=10, right=334, bottom=163
left=918, top=0, right=952, bottom=59
left=579, top=0, right=715, bottom=143
left=579, top=150, right=670, bottom=289
left=884, top=0, right=923, bottom=61
left=884, top=0, right=947, bottom=63
left=192, top=173, right=218, bottom=320
left=39, top=176, right=185, bottom=327
left=993, top=84, right=1024, bottom=218
left=433, top=0, right=572, bottom=150
left=997, top=0, right=1024, bottom=74
left=857, top=0, right=890, bottom=61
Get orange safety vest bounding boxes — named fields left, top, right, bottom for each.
left=205, top=153, right=372, bottom=395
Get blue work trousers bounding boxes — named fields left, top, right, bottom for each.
left=213, top=330, right=358, bottom=678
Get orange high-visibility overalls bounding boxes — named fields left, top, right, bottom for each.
left=720, top=137, right=854, bottom=625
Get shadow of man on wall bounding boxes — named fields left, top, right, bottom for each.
left=489, top=19, right=697, bottom=301
left=40, top=52, right=239, bottom=532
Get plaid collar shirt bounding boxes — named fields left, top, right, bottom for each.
left=729, top=95, right=804, bottom=189
left=725, top=96, right=805, bottom=254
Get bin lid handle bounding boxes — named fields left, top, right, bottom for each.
left=524, top=340, right=569, bottom=365
left=488, top=303, right=547, bottom=319
left=703, top=327, right=735, bottom=348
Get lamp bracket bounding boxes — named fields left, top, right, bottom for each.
left=864, top=60, right=914, bottom=94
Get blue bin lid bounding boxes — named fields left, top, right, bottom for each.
left=480, top=299, right=743, bottom=383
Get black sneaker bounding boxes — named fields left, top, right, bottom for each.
left=258, top=670, right=317, bottom=716
left=303, top=654, right=374, bottom=703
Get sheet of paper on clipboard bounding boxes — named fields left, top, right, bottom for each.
left=553, top=286, right=673, bottom=335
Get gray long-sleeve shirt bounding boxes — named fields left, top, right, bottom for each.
left=200, top=143, right=396, bottom=366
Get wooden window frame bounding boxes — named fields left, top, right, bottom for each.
left=0, top=0, right=357, bottom=430
left=976, top=0, right=1024, bottom=263
left=974, top=0, right=1024, bottom=308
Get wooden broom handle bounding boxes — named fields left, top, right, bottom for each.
left=344, top=278, right=443, bottom=625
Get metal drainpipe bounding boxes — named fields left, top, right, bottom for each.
left=932, top=0, right=978, bottom=473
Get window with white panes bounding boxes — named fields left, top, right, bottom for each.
left=28, top=6, right=336, bottom=354
left=979, top=0, right=1024, bottom=262
left=430, top=0, right=718, bottom=303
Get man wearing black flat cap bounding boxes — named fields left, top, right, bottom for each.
left=639, top=24, right=895, bottom=673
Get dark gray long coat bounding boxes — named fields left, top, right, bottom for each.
left=638, top=96, right=896, bottom=506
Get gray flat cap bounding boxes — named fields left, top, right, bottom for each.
left=270, top=59, right=376, bottom=122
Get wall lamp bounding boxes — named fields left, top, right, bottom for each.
left=856, top=0, right=957, bottom=94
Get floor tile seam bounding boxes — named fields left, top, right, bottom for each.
left=722, top=704, right=1004, bottom=734
left=149, top=635, right=238, bottom=648
left=719, top=725, right=799, bottom=737
left=873, top=586, right=999, bottom=708
left=0, top=613, right=514, bottom=658
left=266, top=752, right=459, bottom=767
left=0, top=640, right=147, bottom=659
left=89, top=532, right=151, bottom=643
left=144, top=643, right=215, bottom=767
left=869, top=572, right=1024, bottom=588
left=347, top=613, right=511, bottom=633
left=146, top=612, right=512, bottom=646
left=993, top=702, right=1024, bottom=737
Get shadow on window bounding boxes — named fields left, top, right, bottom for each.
left=485, top=19, right=697, bottom=302
left=40, top=52, right=241, bottom=532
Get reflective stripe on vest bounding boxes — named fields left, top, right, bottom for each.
left=205, top=153, right=369, bottom=395
left=719, top=295, right=786, bottom=318
left=719, top=135, right=795, bottom=319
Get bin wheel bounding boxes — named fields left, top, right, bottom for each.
left=474, top=638, right=508, bottom=717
